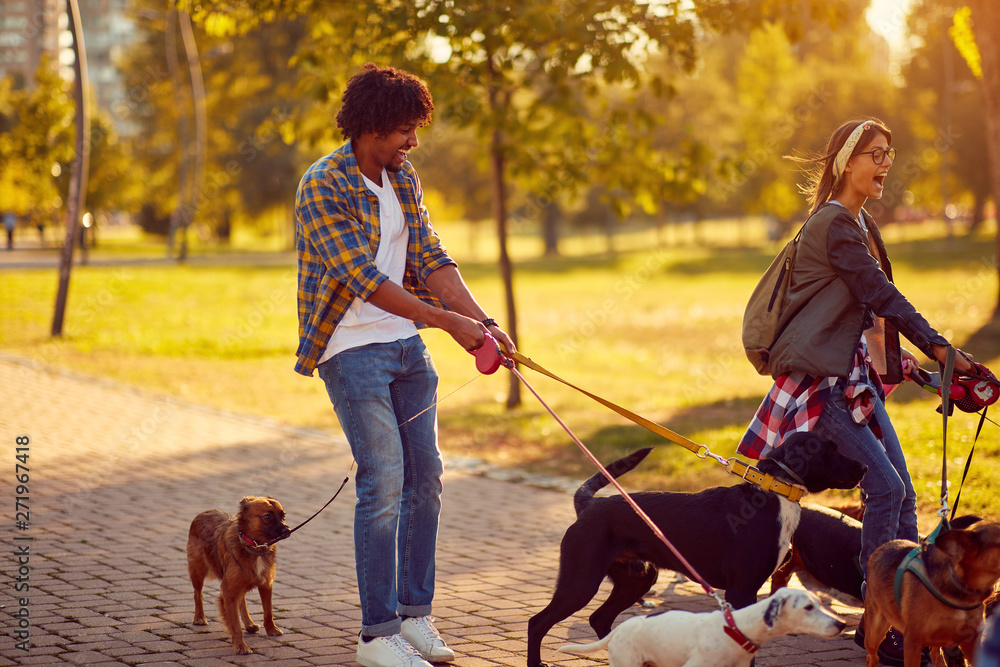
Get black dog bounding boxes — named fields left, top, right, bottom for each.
left=526, top=432, right=867, bottom=667
left=770, top=504, right=865, bottom=602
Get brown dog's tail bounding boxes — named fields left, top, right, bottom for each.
left=573, top=447, right=654, bottom=516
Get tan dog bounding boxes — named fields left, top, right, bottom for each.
left=186, top=496, right=290, bottom=654
left=863, top=521, right=1000, bottom=667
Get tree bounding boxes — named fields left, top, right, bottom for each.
left=53, top=0, right=90, bottom=336
left=899, top=0, right=989, bottom=234
left=119, top=1, right=306, bottom=245
left=0, top=58, right=75, bottom=222
left=967, top=0, right=1000, bottom=316
left=186, top=0, right=859, bottom=407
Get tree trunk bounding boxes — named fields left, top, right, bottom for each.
left=490, top=128, right=521, bottom=409
left=486, top=50, right=520, bottom=409
left=52, top=0, right=90, bottom=336
left=970, top=0, right=1000, bottom=317
left=542, top=203, right=559, bottom=257
left=165, top=7, right=189, bottom=259
left=967, top=189, right=985, bottom=236
left=178, top=8, right=206, bottom=261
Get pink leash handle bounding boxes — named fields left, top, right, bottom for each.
left=469, top=332, right=513, bottom=375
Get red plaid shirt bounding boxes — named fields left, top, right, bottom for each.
left=739, top=341, right=885, bottom=459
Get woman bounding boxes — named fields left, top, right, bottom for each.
left=738, top=119, right=974, bottom=664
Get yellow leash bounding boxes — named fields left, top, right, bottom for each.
left=508, top=350, right=805, bottom=502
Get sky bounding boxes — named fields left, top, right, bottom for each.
left=866, top=0, right=916, bottom=55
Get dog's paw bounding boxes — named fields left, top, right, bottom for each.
left=244, top=623, right=259, bottom=634
left=265, top=626, right=283, bottom=637
left=192, top=618, right=208, bottom=626
left=234, top=644, right=253, bottom=655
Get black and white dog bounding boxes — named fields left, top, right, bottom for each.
left=526, top=432, right=867, bottom=667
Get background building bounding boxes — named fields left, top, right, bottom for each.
left=0, top=0, right=62, bottom=88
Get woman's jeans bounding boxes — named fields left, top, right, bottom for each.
left=317, top=335, right=442, bottom=637
left=812, top=377, right=918, bottom=587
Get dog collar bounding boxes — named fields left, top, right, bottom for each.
left=722, top=607, right=760, bottom=654
left=894, top=546, right=984, bottom=611
left=239, top=531, right=269, bottom=553
left=725, top=458, right=805, bottom=502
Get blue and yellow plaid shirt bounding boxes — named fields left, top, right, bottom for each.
left=294, top=141, right=455, bottom=376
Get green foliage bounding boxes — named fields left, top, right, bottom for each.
left=118, top=2, right=307, bottom=239
left=898, top=0, right=989, bottom=224
left=0, top=57, right=136, bottom=228
left=0, top=58, right=74, bottom=219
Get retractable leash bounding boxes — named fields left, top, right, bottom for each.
left=906, top=360, right=998, bottom=521
left=473, top=334, right=760, bottom=653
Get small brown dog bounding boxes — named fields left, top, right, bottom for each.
left=186, top=496, right=290, bottom=654
left=863, top=521, right=1000, bottom=667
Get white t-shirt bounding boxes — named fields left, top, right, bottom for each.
left=319, top=169, right=418, bottom=362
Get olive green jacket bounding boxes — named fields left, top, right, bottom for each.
left=768, top=203, right=947, bottom=382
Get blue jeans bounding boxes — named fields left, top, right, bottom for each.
left=317, top=335, right=443, bottom=637
left=812, top=377, right=918, bottom=585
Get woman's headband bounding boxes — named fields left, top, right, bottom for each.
left=832, top=121, right=873, bottom=183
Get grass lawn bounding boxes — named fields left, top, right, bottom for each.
left=4, top=217, right=1000, bottom=527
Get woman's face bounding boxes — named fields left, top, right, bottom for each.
left=843, top=132, right=893, bottom=201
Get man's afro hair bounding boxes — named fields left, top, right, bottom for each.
left=336, top=64, right=434, bottom=140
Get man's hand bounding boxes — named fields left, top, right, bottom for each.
left=439, top=312, right=486, bottom=351
left=484, top=324, right=516, bottom=356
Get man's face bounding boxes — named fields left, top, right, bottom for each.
left=373, top=123, right=419, bottom=173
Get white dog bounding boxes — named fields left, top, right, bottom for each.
left=559, top=587, right=845, bottom=667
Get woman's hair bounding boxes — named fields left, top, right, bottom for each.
left=787, top=119, right=892, bottom=215
left=336, top=64, right=435, bottom=140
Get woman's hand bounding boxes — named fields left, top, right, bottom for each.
left=931, top=344, right=975, bottom=374
left=900, top=347, right=919, bottom=379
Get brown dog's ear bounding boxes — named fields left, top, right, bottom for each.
left=239, top=496, right=255, bottom=509
left=971, top=524, right=1000, bottom=551
left=937, top=529, right=976, bottom=559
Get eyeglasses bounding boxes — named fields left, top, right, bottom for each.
left=856, top=147, right=896, bottom=164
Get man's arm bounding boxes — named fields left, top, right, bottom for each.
left=424, top=265, right=516, bottom=354
left=364, top=277, right=486, bottom=351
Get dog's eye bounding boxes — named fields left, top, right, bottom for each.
left=263, top=513, right=272, bottom=521
left=804, top=604, right=814, bottom=611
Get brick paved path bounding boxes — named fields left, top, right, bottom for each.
left=0, top=355, right=868, bottom=665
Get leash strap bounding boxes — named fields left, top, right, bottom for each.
left=894, top=546, right=984, bottom=611
left=507, top=363, right=760, bottom=653
left=508, top=350, right=804, bottom=503
left=264, top=474, right=351, bottom=546
left=951, top=405, right=989, bottom=521
left=509, top=351, right=702, bottom=453
left=939, top=347, right=956, bottom=521
left=262, top=372, right=485, bottom=547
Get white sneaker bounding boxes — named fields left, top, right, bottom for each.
left=400, top=616, right=456, bottom=663
left=356, top=632, right=433, bottom=667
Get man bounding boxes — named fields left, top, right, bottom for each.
left=294, top=64, right=514, bottom=667
left=4, top=212, right=16, bottom=250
